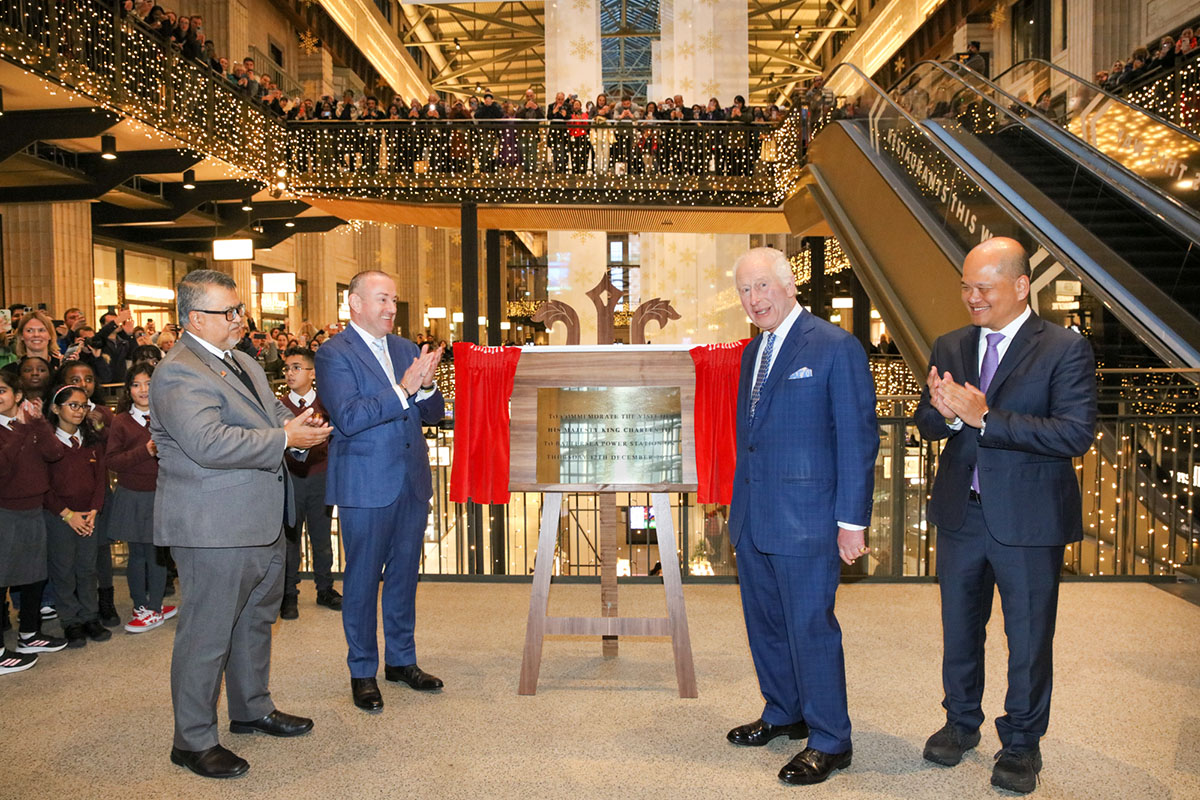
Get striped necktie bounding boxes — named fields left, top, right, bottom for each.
left=749, top=332, right=776, bottom=420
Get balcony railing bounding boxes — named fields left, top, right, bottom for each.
left=287, top=118, right=800, bottom=206
left=1120, top=57, right=1200, bottom=134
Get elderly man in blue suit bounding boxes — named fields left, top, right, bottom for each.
left=726, top=247, right=878, bottom=786
left=315, top=270, right=444, bottom=713
left=916, top=237, right=1095, bottom=794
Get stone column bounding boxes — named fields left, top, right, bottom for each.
left=1, top=202, right=94, bottom=315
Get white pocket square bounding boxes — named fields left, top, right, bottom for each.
left=788, top=367, right=813, bottom=380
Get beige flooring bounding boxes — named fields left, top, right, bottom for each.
left=1, top=581, right=1198, bottom=800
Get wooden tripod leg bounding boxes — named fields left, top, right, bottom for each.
left=652, top=493, right=698, bottom=698
left=519, top=492, right=563, bottom=695
left=600, top=494, right=618, bottom=657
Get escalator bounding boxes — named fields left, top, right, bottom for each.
left=803, top=60, right=1200, bottom=373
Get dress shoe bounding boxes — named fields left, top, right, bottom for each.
left=384, top=663, right=443, bottom=690
left=778, top=746, right=852, bottom=785
left=991, top=747, right=1042, bottom=794
left=727, top=718, right=809, bottom=747
left=279, top=595, right=299, bottom=620
left=230, top=710, right=313, bottom=737
left=316, top=588, right=343, bottom=610
left=923, top=722, right=981, bottom=766
left=170, top=744, right=249, bottom=779
left=351, top=677, right=383, bottom=712
left=83, top=619, right=112, bottom=642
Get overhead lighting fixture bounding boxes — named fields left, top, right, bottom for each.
left=274, top=166, right=287, bottom=192
left=269, top=187, right=282, bottom=199
left=212, top=238, right=254, bottom=260
left=426, top=307, right=447, bottom=319
left=100, top=134, right=117, bottom=160
left=182, top=168, right=196, bottom=189
left=260, top=272, right=297, bottom=293
left=284, top=220, right=295, bottom=228
left=454, top=37, right=461, bottom=50
left=241, top=197, right=254, bottom=211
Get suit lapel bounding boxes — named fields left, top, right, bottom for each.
left=986, top=313, right=1042, bottom=399
left=760, top=311, right=812, bottom=398
left=183, top=335, right=269, bottom=418
left=959, top=326, right=981, bottom=387
left=738, top=333, right=759, bottom=418
left=347, top=328, right=392, bottom=386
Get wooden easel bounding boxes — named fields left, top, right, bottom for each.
left=510, top=346, right=699, bottom=698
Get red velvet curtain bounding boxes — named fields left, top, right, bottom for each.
left=449, top=343, right=522, bottom=504
left=690, top=340, right=749, bottom=504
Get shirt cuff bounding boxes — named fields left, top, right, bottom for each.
left=414, top=385, right=436, bottom=402
left=392, top=384, right=409, bottom=409
left=837, top=522, right=866, bottom=531
left=946, top=417, right=963, bottom=431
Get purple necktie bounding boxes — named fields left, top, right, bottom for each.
left=971, top=332, right=1004, bottom=494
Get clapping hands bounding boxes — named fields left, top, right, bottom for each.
left=927, top=366, right=988, bottom=428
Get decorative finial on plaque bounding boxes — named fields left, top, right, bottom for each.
left=532, top=300, right=581, bottom=345
left=630, top=298, right=681, bottom=344
left=585, top=273, right=628, bottom=345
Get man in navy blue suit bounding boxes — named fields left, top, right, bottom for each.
left=315, top=271, right=445, bottom=713
left=916, top=237, right=1096, bottom=794
left=726, top=247, right=878, bottom=786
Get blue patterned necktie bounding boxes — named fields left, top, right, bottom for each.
left=749, top=332, right=776, bottom=421
left=971, top=332, right=1004, bottom=493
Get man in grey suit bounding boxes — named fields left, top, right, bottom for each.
left=151, top=270, right=331, bottom=779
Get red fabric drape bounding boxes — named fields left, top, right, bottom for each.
left=449, top=343, right=522, bottom=504
left=690, top=340, right=750, bottom=504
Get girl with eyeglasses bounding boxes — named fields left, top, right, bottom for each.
left=106, top=363, right=175, bottom=633
left=43, top=384, right=110, bottom=649
left=0, top=369, right=68, bottom=674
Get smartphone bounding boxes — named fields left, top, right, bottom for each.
left=107, top=305, right=117, bottom=316
left=0, top=309, right=10, bottom=334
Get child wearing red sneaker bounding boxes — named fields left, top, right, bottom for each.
left=106, top=364, right=175, bottom=633
left=0, top=369, right=68, bottom=673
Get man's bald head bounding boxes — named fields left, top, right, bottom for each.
left=968, top=236, right=1030, bottom=280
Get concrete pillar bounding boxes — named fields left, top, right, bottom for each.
left=0, top=202, right=94, bottom=315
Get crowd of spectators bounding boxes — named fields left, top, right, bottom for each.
left=1096, top=23, right=1199, bottom=92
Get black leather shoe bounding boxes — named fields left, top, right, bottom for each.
left=279, top=595, right=299, bottom=620
left=83, top=619, right=112, bottom=642
left=727, top=718, right=809, bottom=747
left=230, top=710, right=313, bottom=737
left=64, top=624, right=87, bottom=648
left=170, top=745, right=249, bottom=779
left=351, top=677, right=383, bottom=712
left=315, top=589, right=342, bottom=611
left=98, top=587, right=120, bottom=627
left=923, top=722, right=981, bottom=766
left=385, top=663, right=444, bottom=690
left=778, top=746, right=852, bottom=785
left=991, top=748, right=1042, bottom=794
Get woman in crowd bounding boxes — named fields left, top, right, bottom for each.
left=0, top=369, right=67, bottom=674
left=14, top=311, right=62, bottom=372
left=106, top=364, right=175, bottom=633
left=43, top=384, right=109, bottom=649
left=568, top=98, right=592, bottom=175
left=640, top=101, right=661, bottom=174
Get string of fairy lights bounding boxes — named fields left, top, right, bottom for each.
left=1125, top=60, right=1200, bottom=134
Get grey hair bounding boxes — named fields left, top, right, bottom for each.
left=733, top=247, right=796, bottom=297
left=177, top=269, right=237, bottom=324
left=348, top=270, right=390, bottom=297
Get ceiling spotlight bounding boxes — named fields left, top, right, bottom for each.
left=284, top=220, right=295, bottom=228
left=454, top=37, right=461, bottom=50
left=794, top=25, right=803, bottom=38
left=241, top=196, right=254, bottom=211
left=100, top=134, right=117, bottom=160
left=182, top=168, right=196, bottom=189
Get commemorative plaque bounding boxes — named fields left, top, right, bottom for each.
left=535, top=387, right=683, bottom=485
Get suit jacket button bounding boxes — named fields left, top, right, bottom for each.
left=402, top=416, right=408, bottom=421
left=405, top=443, right=411, bottom=449
left=744, top=478, right=750, bottom=484
left=748, top=445, right=756, bottom=452
left=277, top=475, right=284, bottom=481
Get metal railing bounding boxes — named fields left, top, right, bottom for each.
left=1120, top=57, right=1200, bottom=134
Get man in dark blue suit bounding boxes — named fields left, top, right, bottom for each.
left=916, top=237, right=1096, bottom=794
left=726, top=247, right=878, bottom=786
left=315, top=271, right=445, bottom=713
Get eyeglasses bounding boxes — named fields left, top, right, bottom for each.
left=283, top=365, right=313, bottom=373
left=60, top=401, right=87, bottom=411
left=194, top=304, right=246, bottom=322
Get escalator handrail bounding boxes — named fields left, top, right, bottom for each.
left=918, top=60, right=1200, bottom=241
left=986, top=57, right=1200, bottom=144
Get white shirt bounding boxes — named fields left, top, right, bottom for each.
left=751, top=302, right=863, bottom=532
left=288, top=389, right=316, bottom=407
left=55, top=427, right=83, bottom=448
left=750, top=302, right=803, bottom=382
left=185, top=330, right=234, bottom=362
left=947, top=305, right=1032, bottom=433
left=130, top=407, right=150, bottom=427
left=0, top=413, right=15, bottom=430
left=348, top=321, right=435, bottom=408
